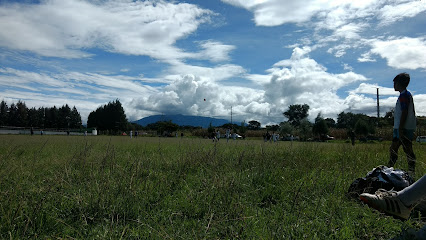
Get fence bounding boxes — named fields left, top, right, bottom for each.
left=0, top=127, right=89, bottom=136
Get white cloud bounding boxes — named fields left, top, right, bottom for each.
left=0, top=67, right=161, bottom=123
left=350, top=83, right=397, bottom=96
left=0, top=68, right=67, bottom=88
left=2, top=0, right=426, bottom=126
left=343, top=63, right=353, bottom=71
left=333, top=23, right=367, bottom=40
left=194, top=40, right=236, bottom=62
left=221, top=0, right=380, bottom=27
left=358, top=51, right=376, bottom=62
left=369, top=37, right=426, bottom=70
left=413, top=94, right=426, bottom=117
left=130, top=74, right=266, bottom=121
left=344, top=86, right=426, bottom=117
left=344, top=92, right=380, bottom=114
left=0, top=0, right=214, bottom=61
left=166, top=62, right=247, bottom=83
left=222, top=0, right=426, bottom=63
left=379, top=1, right=426, bottom=26
left=262, top=47, right=368, bottom=120
left=327, top=44, right=351, bottom=57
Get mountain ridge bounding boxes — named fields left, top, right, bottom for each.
left=133, top=114, right=230, bottom=128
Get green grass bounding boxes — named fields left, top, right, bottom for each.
left=0, top=135, right=425, bottom=239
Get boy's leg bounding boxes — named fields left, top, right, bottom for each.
left=401, top=135, right=416, bottom=174
left=388, top=139, right=401, bottom=167
left=399, top=174, right=426, bottom=207
left=359, top=175, right=426, bottom=219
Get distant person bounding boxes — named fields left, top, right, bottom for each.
left=360, top=173, right=426, bottom=220
left=135, top=131, right=138, bottom=138
left=30, top=127, right=34, bottom=136
left=348, top=130, right=355, bottom=146
left=181, top=132, right=184, bottom=138
left=216, top=130, right=221, bottom=141
left=211, top=130, right=217, bottom=142
left=40, top=130, right=44, bottom=135
left=388, top=73, right=416, bottom=178
left=130, top=130, right=133, bottom=139
left=226, top=128, right=230, bottom=142
left=265, top=131, right=271, bottom=142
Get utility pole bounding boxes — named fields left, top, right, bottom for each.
left=230, top=106, right=233, bottom=125
left=376, top=88, right=380, bottom=118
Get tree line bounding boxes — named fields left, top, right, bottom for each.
left=246, top=103, right=426, bottom=141
left=0, top=100, right=82, bottom=129
left=3, top=99, right=425, bottom=139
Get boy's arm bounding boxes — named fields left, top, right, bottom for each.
left=398, top=92, right=411, bottom=135
left=399, top=109, right=408, bottom=131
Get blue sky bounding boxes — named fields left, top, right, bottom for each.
left=0, top=0, right=425, bottom=126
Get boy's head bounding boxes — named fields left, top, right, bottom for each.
left=393, top=72, right=410, bottom=89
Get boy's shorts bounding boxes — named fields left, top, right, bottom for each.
left=393, top=129, right=414, bottom=141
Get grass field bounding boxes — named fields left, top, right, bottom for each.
left=1, top=135, right=425, bottom=239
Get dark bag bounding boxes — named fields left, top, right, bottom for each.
left=347, top=165, right=414, bottom=199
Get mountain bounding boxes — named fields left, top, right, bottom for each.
left=133, top=114, right=231, bottom=128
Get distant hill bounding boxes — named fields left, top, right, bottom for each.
left=133, top=114, right=230, bottom=128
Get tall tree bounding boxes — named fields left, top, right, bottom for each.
left=16, top=101, right=28, bottom=127
left=58, top=104, right=72, bottom=128
left=312, top=113, right=329, bottom=138
left=87, top=99, right=128, bottom=132
left=248, top=120, right=261, bottom=130
left=44, top=106, right=59, bottom=128
left=355, top=119, right=370, bottom=137
left=8, top=103, right=18, bottom=127
left=298, top=118, right=312, bottom=141
left=279, top=121, right=293, bottom=136
left=38, top=107, right=46, bottom=128
left=283, top=104, right=310, bottom=127
left=0, top=100, right=8, bottom=126
left=27, top=107, right=40, bottom=127
left=337, top=112, right=354, bottom=129
left=324, top=118, right=336, bottom=128
left=70, top=106, right=82, bottom=128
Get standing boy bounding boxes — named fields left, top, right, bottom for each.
left=388, top=73, right=416, bottom=177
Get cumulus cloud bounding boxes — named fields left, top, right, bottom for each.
left=368, top=37, right=426, bottom=70
left=166, top=62, right=247, bottom=83
left=345, top=84, right=426, bottom=117
left=130, top=74, right=266, bottom=121
left=350, top=83, right=397, bottom=96
left=263, top=47, right=368, bottom=119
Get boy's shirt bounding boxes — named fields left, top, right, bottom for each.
left=394, top=90, right=416, bottom=130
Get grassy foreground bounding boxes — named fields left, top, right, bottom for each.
left=0, top=135, right=425, bottom=239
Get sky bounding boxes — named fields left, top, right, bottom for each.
left=0, top=0, right=425, bottom=126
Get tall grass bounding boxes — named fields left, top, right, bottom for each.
left=0, top=135, right=425, bottom=239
